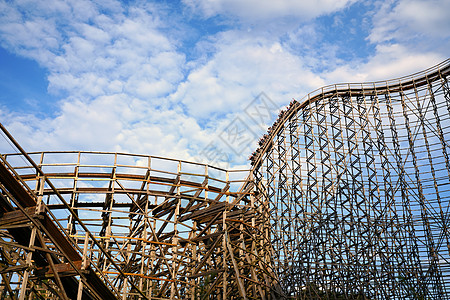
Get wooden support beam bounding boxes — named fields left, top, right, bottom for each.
left=0, top=206, right=41, bottom=228
left=192, top=235, right=222, bottom=275
left=225, top=233, right=247, bottom=300
left=187, top=268, right=224, bottom=279
left=35, top=260, right=83, bottom=278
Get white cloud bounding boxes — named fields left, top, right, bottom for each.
left=315, top=43, right=446, bottom=97
left=1, top=0, right=449, bottom=171
left=182, top=0, right=357, bottom=21
left=369, top=0, right=450, bottom=44
left=171, top=32, right=324, bottom=121
left=1, top=93, right=207, bottom=164
left=0, top=0, right=194, bottom=159
left=0, top=0, right=184, bottom=100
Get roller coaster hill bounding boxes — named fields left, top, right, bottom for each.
left=0, top=58, right=450, bottom=299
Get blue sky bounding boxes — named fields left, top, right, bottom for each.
left=0, top=0, right=449, bottom=169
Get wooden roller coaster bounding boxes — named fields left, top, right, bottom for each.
left=1, top=59, right=450, bottom=299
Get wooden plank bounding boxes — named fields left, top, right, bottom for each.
left=226, top=233, right=248, bottom=300
left=0, top=206, right=38, bottom=227
left=187, top=268, right=224, bottom=279
left=189, top=231, right=222, bottom=243
left=0, top=265, right=28, bottom=274
left=189, top=203, right=226, bottom=220
left=36, top=260, right=83, bottom=278
left=192, top=236, right=222, bottom=275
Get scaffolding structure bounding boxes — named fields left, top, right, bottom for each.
left=0, top=143, right=282, bottom=299
left=0, top=59, right=449, bottom=299
left=251, top=59, right=450, bottom=299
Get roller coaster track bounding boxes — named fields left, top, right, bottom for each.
left=0, top=124, right=282, bottom=299
left=1, top=59, right=450, bottom=299
left=251, top=58, right=450, bottom=299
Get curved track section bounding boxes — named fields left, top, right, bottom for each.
left=2, top=59, right=450, bottom=299
left=252, top=59, right=450, bottom=298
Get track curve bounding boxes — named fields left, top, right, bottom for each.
left=251, top=59, right=450, bottom=299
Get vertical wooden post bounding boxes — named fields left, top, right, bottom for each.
left=77, top=231, right=90, bottom=300
left=170, top=161, right=182, bottom=299
left=68, top=152, right=80, bottom=234
left=222, top=170, right=229, bottom=299
left=18, top=226, right=37, bottom=300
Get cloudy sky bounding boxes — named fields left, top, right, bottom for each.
left=0, top=0, right=449, bottom=169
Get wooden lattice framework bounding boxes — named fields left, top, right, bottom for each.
left=0, top=142, right=282, bottom=299
left=251, top=59, right=450, bottom=299
left=1, top=59, right=450, bottom=299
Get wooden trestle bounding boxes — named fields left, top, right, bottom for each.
left=251, top=59, right=450, bottom=299
left=0, top=124, right=284, bottom=299
left=2, top=59, right=450, bottom=299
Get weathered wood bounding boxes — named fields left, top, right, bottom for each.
left=35, top=261, right=83, bottom=278
left=226, top=233, right=248, bottom=300
left=0, top=206, right=39, bottom=227
left=186, top=268, right=224, bottom=279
